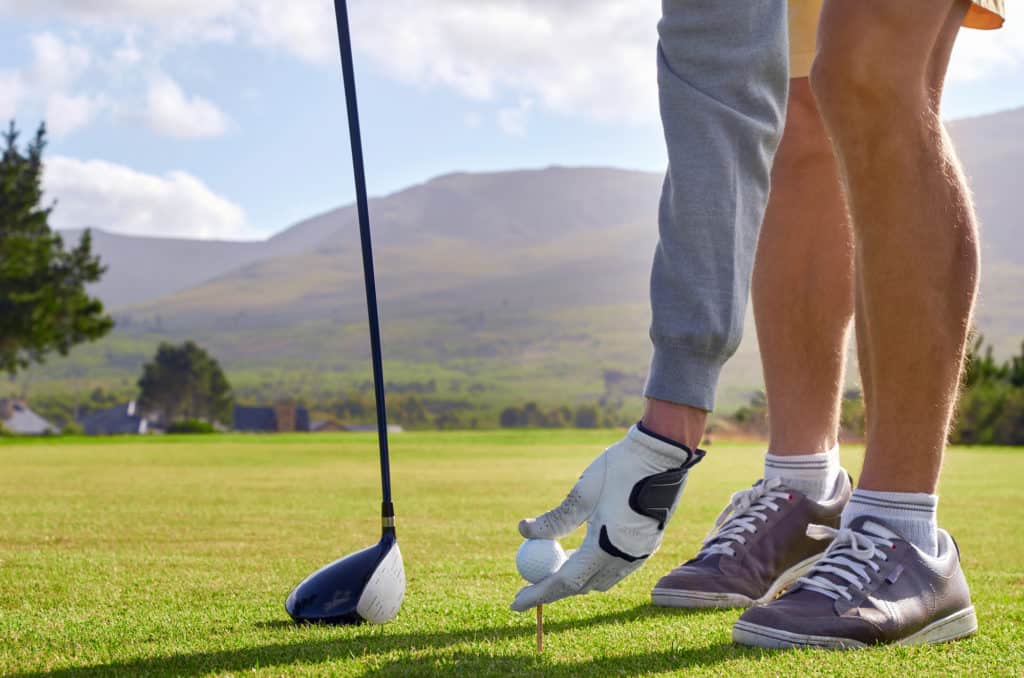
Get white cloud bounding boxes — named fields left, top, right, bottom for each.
left=145, top=75, right=229, bottom=139
left=5, top=0, right=1021, bottom=135
left=112, top=43, right=143, bottom=68
left=352, top=1, right=659, bottom=125
left=30, top=32, right=91, bottom=90
left=0, top=1, right=662, bottom=124
left=242, top=2, right=336, bottom=65
left=46, top=92, right=104, bottom=137
left=497, top=98, right=534, bottom=137
left=0, top=30, right=233, bottom=140
left=949, top=18, right=1024, bottom=82
left=0, top=71, right=24, bottom=122
left=45, top=156, right=249, bottom=240
left=0, top=0, right=239, bottom=30
left=1, top=33, right=104, bottom=138
left=0, top=0, right=334, bottom=63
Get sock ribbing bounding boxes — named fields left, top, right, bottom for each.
left=842, top=488, right=939, bottom=556
left=764, top=444, right=840, bottom=503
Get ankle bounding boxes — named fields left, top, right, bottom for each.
left=767, top=433, right=839, bottom=457
left=764, top=445, right=841, bottom=503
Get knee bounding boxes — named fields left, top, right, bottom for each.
left=809, top=38, right=927, bottom=130
left=774, top=79, right=833, bottom=172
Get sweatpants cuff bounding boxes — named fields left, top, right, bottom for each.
left=644, top=345, right=723, bottom=412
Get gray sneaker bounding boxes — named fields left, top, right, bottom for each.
left=651, top=473, right=852, bottom=608
left=732, top=517, right=977, bottom=649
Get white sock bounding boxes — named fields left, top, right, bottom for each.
left=842, top=488, right=939, bottom=556
left=763, top=444, right=841, bottom=503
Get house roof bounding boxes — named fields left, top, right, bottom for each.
left=233, top=405, right=312, bottom=432
left=233, top=405, right=278, bottom=432
left=78, top=403, right=146, bottom=435
left=0, top=400, right=58, bottom=435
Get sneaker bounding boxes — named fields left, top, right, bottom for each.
left=651, top=473, right=851, bottom=608
left=732, top=517, right=977, bottom=649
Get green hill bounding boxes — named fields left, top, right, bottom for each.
left=11, top=109, right=1024, bottom=415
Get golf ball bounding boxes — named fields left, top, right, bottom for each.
left=516, top=539, right=567, bottom=583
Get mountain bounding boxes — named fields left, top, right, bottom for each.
left=58, top=229, right=267, bottom=308
left=30, top=109, right=1024, bottom=411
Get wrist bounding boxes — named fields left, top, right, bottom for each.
left=641, top=398, right=707, bottom=451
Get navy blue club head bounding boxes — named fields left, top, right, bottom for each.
left=285, top=530, right=405, bottom=625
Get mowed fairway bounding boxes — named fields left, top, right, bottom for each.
left=1, top=432, right=1022, bottom=677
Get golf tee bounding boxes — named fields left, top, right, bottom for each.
left=536, top=604, right=543, bottom=652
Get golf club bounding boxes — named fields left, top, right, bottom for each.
left=284, top=0, right=405, bottom=626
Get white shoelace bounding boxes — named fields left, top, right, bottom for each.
left=698, top=477, right=791, bottom=557
left=797, top=524, right=896, bottom=601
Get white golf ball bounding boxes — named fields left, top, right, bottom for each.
left=515, top=539, right=567, bottom=583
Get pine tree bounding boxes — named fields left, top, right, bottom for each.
left=0, top=122, right=112, bottom=374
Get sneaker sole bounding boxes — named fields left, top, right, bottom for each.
left=651, top=553, right=820, bottom=609
left=732, top=606, right=978, bottom=649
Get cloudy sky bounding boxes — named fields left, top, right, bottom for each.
left=1, top=1, right=1021, bottom=241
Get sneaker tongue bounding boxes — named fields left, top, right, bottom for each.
left=844, top=515, right=902, bottom=542
left=860, top=520, right=900, bottom=541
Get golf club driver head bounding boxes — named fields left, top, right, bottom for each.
left=285, top=531, right=405, bottom=625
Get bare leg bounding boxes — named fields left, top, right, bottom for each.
left=812, top=0, right=979, bottom=493
left=753, top=78, right=853, bottom=456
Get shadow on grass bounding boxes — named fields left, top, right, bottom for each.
left=13, top=605, right=765, bottom=677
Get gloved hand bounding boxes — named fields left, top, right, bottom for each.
left=510, top=424, right=704, bottom=612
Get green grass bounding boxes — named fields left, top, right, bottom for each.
left=1, top=432, right=1022, bottom=676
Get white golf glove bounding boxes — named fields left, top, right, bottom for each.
left=510, top=424, right=704, bottom=612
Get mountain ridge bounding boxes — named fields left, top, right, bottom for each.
left=31, top=110, right=1024, bottom=408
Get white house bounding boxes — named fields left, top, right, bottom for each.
left=0, top=399, right=59, bottom=435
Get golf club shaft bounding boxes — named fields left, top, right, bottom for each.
left=333, top=0, right=394, bottom=524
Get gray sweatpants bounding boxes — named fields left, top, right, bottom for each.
left=644, top=0, right=789, bottom=411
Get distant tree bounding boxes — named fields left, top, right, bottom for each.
left=393, top=395, right=429, bottom=427
left=433, top=411, right=461, bottom=430
left=500, top=406, right=524, bottom=428
left=548, top=405, right=572, bottom=428
left=962, top=332, right=1005, bottom=388
left=0, top=122, right=112, bottom=374
left=1009, top=340, right=1024, bottom=389
left=89, top=386, right=119, bottom=408
left=574, top=405, right=599, bottom=429
left=952, top=334, right=1024, bottom=445
left=522, top=402, right=544, bottom=426
left=138, top=341, right=233, bottom=425
left=994, top=389, right=1024, bottom=444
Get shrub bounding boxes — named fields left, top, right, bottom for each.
left=60, top=422, right=84, bottom=436
left=167, top=419, right=216, bottom=434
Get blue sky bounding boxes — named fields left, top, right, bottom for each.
left=0, top=1, right=1021, bottom=241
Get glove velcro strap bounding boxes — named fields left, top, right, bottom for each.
left=626, top=448, right=705, bottom=531
left=628, top=467, right=688, bottom=530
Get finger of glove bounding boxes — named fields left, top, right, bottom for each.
left=518, top=456, right=604, bottom=540
left=509, top=544, right=606, bottom=611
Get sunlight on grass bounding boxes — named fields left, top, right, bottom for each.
left=1, top=432, right=1022, bottom=676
